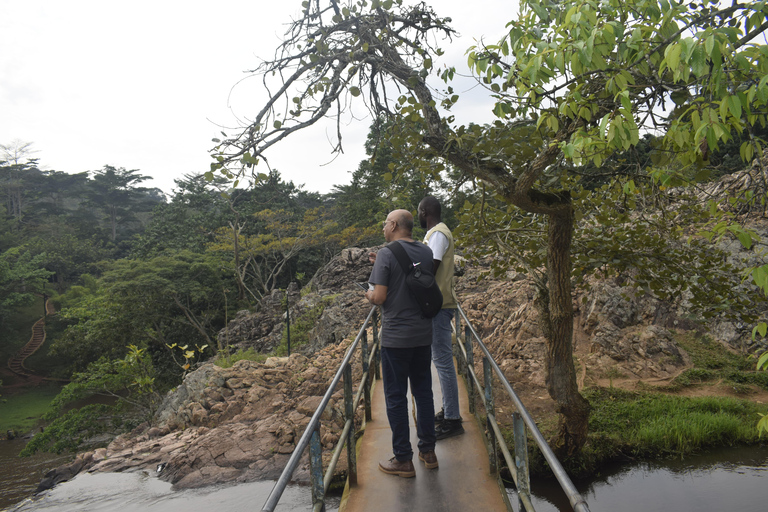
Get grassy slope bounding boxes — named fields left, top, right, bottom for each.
left=524, top=332, right=768, bottom=477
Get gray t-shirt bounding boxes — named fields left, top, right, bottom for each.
left=369, top=240, right=434, bottom=348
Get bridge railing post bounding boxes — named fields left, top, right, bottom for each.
left=483, top=357, right=498, bottom=475
left=513, top=412, right=531, bottom=510
left=343, top=363, right=357, bottom=486
left=453, top=312, right=465, bottom=374
left=372, top=309, right=381, bottom=381
left=465, top=325, right=474, bottom=414
left=361, top=328, right=372, bottom=422
left=309, top=427, right=325, bottom=512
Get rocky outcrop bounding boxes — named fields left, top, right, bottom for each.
left=217, top=247, right=377, bottom=355
left=68, top=344, right=364, bottom=490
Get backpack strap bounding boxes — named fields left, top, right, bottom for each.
left=387, top=240, right=414, bottom=275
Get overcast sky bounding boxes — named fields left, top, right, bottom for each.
left=0, top=0, right=513, bottom=195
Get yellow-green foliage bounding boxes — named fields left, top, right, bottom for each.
left=214, top=347, right=266, bottom=368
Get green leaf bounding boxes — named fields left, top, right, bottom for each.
left=350, top=86, right=361, bottom=97
left=664, top=43, right=682, bottom=74
left=758, top=348, right=768, bottom=368
left=737, top=231, right=753, bottom=249
left=705, top=35, right=715, bottom=56
left=728, top=95, right=742, bottom=120
left=691, top=45, right=708, bottom=78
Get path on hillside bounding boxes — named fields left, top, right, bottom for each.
left=6, top=297, right=67, bottom=385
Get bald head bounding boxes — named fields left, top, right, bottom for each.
left=384, top=209, right=414, bottom=242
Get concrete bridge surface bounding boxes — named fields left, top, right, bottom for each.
left=339, top=361, right=510, bottom=512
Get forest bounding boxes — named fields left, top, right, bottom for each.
left=3, top=0, right=768, bottom=456
left=0, top=125, right=475, bottom=447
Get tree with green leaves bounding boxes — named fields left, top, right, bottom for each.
left=0, top=247, right=53, bottom=324
left=130, top=174, right=232, bottom=258
left=208, top=207, right=338, bottom=300
left=330, top=117, right=440, bottom=233
left=21, top=345, right=161, bottom=456
left=209, top=0, right=768, bottom=454
left=52, top=251, right=229, bottom=377
left=0, top=145, right=40, bottom=228
left=23, top=234, right=112, bottom=291
left=83, top=165, right=162, bottom=243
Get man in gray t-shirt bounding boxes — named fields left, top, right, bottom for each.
left=365, top=209, right=438, bottom=477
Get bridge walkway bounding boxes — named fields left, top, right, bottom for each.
left=339, top=362, right=509, bottom=512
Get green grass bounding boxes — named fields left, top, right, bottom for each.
left=0, top=384, right=63, bottom=433
left=668, top=334, right=768, bottom=391
left=525, top=386, right=765, bottom=477
left=586, top=387, right=759, bottom=454
left=677, top=333, right=752, bottom=370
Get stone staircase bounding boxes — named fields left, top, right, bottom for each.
left=7, top=297, right=67, bottom=381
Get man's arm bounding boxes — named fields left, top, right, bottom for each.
left=365, top=284, right=387, bottom=305
left=427, top=231, right=448, bottom=275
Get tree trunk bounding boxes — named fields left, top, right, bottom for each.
left=539, top=206, right=591, bottom=456
left=110, top=207, right=117, bottom=241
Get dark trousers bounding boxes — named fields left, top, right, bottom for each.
left=380, top=345, right=436, bottom=461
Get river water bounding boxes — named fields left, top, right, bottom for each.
left=1, top=443, right=765, bottom=511
left=521, top=445, right=768, bottom=512
left=5, top=473, right=341, bottom=512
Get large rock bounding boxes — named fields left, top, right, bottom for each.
left=61, top=346, right=359, bottom=490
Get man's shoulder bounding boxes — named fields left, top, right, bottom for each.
left=396, top=240, right=432, bottom=260
left=427, top=222, right=453, bottom=238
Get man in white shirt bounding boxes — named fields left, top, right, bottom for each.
left=418, top=196, right=464, bottom=440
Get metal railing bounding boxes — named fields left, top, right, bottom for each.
left=454, top=304, right=591, bottom=512
left=261, top=300, right=590, bottom=512
left=261, top=305, right=380, bottom=512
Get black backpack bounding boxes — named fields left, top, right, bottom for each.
left=387, top=241, right=443, bottom=318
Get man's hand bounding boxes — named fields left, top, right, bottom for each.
left=366, top=284, right=387, bottom=305
left=368, top=251, right=377, bottom=264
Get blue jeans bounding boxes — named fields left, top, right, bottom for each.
left=380, top=345, right=436, bottom=461
left=432, top=309, right=460, bottom=420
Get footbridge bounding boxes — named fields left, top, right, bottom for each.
left=260, top=305, right=591, bottom=512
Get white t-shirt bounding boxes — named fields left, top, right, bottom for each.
left=425, top=230, right=449, bottom=261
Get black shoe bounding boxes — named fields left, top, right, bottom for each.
left=435, top=408, right=445, bottom=425
left=435, top=418, right=464, bottom=440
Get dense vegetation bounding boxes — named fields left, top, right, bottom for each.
left=0, top=129, right=466, bottom=448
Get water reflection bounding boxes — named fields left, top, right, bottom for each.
left=0, top=438, right=69, bottom=510
left=5, top=472, right=340, bottom=512
left=4, top=444, right=766, bottom=512
left=515, top=445, right=768, bottom=512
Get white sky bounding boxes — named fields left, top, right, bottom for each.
left=0, top=0, right=513, bottom=195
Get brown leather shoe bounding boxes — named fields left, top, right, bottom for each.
left=418, top=450, right=439, bottom=469
left=378, top=457, right=416, bottom=477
